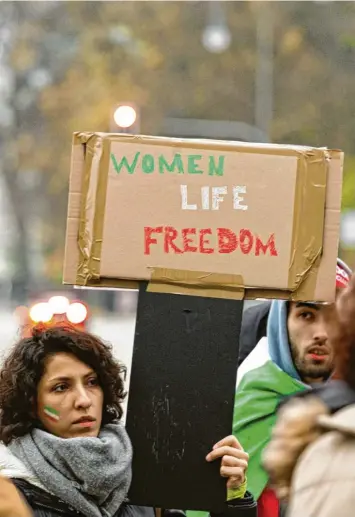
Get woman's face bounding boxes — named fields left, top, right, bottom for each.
left=37, top=352, right=104, bottom=439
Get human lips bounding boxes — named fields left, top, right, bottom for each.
left=306, top=346, right=330, bottom=361
left=72, top=416, right=96, bottom=427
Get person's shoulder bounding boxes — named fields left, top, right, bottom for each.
left=317, top=402, right=355, bottom=435
left=0, top=475, right=32, bottom=517
left=241, top=302, right=271, bottom=337
left=12, top=478, right=80, bottom=516
left=314, top=380, right=355, bottom=413
left=294, top=403, right=355, bottom=484
left=290, top=414, right=355, bottom=513
left=238, top=302, right=271, bottom=366
left=236, top=338, right=270, bottom=388
left=288, top=427, right=355, bottom=517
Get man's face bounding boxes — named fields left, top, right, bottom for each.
left=287, top=302, right=334, bottom=383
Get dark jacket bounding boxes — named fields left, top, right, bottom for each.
left=239, top=302, right=271, bottom=366
left=12, top=479, right=257, bottom=517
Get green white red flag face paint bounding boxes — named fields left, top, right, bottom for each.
left=44, top=406, right=60, bottom=422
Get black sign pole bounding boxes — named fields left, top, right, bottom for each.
left=126, top=283, right=243, bottom=512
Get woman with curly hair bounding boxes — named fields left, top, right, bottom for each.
left=263, top=272, right=355, bottom=517
left=0, top=325, right=255, bottom=517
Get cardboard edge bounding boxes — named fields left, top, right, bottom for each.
left=63, top=135, right=86, bottom=285
left=81, top=131, right=342, bottom=158
left=65, top=278, right=335, bottom=302
left=309, top=150, right=344, bottom=302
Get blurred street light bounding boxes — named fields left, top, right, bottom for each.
left=66, top=302, right=88, bottom=324
left=48, top=295, right=70, bottom=314
left=202, top=25, right=231, bottom=54
left=29, top=302, right=53, bottom=323
left=202, top=1, right=231, bottom=54
left=111, top=102, right=140, bottom=134
left=113, top=104, right=137, bottom=129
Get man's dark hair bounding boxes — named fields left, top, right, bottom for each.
left=0, top=324, right=126, bottom=445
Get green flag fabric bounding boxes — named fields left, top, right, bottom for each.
left=233, top=359, right=306, bottom=499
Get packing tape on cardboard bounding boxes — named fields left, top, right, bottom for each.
left=76, top=134, right=111, bottom=286
left=287, top=149, right=327, bottom=299
left=147, top=267, right=245, bottom=300
left=95, top=132, right=336, bottom=158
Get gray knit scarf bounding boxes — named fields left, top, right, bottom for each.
left=9, top=423, right=132, bottom=517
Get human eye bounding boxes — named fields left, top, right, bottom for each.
left=299, top=310, right=315, bottom=321
left=52, top=383, right=68, bottom=393
left=87, top=376, right=99, bottom=387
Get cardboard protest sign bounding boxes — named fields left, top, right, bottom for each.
left=63, top=133, right=343, bottom=301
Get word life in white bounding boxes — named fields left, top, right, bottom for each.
left=180, top=185, right=248, bottom=211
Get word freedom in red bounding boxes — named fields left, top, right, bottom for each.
left=144, top=226, right=278, bottom=256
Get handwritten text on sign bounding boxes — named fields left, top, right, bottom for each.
left=111, top=150, right=278, bottom=257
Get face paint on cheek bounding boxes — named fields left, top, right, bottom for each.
left=44, top=406, right=60, bottom=423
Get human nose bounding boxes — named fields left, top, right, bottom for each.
left=313, top=321, right=328, bottom=343
left=74, top=384, right=92, bottom=409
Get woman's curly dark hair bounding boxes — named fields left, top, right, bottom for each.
left=0, top=324, right=127, bottom=445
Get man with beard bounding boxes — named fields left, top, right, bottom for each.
left=233, top=260, right=351, bottom=517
